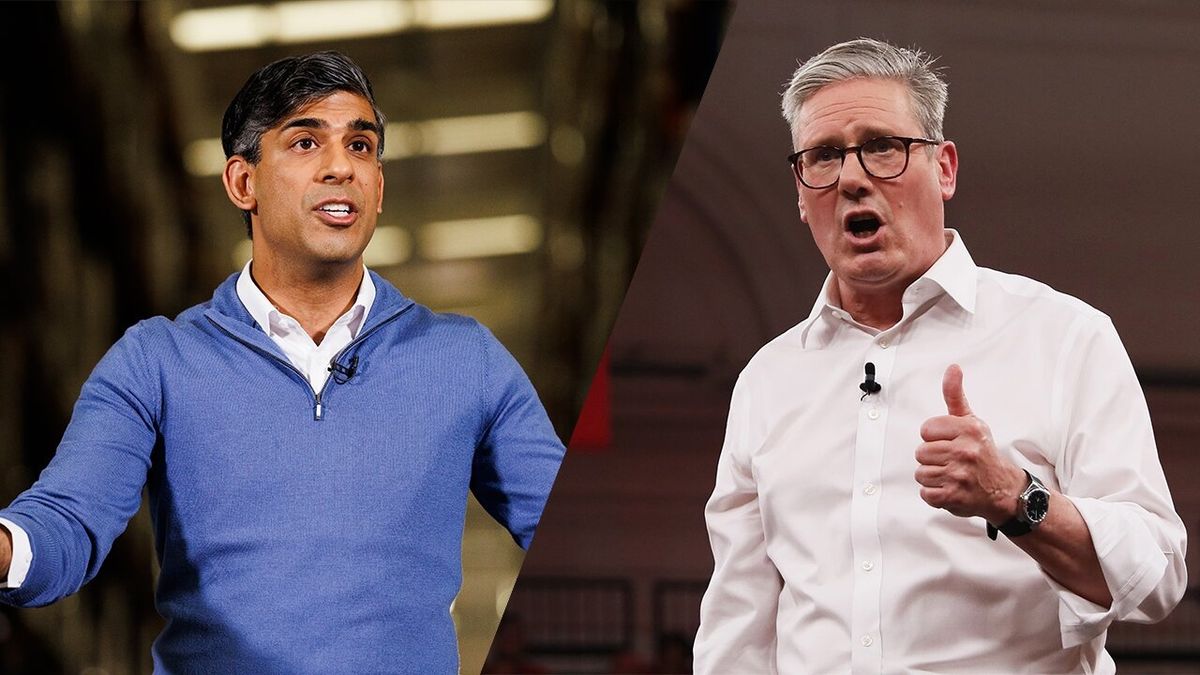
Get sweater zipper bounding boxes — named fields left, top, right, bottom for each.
left=207, top=303, right=412, bottom=421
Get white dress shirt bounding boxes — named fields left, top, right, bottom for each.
left=0, top=261, right=375, bottom=589
left=693, top=230, right=1187, bottom=674
left=234, top=261, right=375, bottom=393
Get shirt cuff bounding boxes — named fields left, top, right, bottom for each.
left=1048, top=497, right=1168, bottom=649
left=0, top=517, right=33, bottom=589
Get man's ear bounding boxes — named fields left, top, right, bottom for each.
left=797, top=184, right=809, bottom=224
left=936, top=140, right=958, bottom=201
left=223, top=156, right=257, bottom=212
left=376, top=161, right=384, bottom=214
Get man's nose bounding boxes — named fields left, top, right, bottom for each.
left=837, top=151, right=873, bottom=197
left=319, top=145, right=354, bottom=183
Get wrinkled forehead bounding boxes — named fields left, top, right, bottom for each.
left=790, top=77, right=919, bottom=147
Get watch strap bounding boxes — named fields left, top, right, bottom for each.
left=986, top=469, right=1040, bottom=541
left=987, top=519, right=1033, bottom=541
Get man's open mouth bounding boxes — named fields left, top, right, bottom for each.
left=846, top=214, right=882, bottom=238
left=317, top=204, right=354, bottom=216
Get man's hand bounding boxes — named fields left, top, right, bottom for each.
left=915, top=364, right=1026, bottom=524
left=914, top=364, right=1114, bottom=606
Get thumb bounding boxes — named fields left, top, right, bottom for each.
left=942, top=364, right=973, bottom=416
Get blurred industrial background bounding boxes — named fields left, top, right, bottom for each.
left=507, top=1, right=1200, bottom=673
left=0, top=1, right=727, bottom=673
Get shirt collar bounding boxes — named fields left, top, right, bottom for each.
left=799, top=228, right=977, bottom=349
left=235, top=260, right=376, bottom=339
left=913, top=228, right=977, bottom=315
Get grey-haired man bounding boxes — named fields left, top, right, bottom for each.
left=695, top=38, right=1185, bottom=674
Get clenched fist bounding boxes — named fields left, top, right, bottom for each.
left=914, top=364, right=1025, bottom=524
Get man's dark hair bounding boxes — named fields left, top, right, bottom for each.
left=221, top=51, right=386, bottom=235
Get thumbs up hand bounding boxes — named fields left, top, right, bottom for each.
left=914, top=365, right=1026, bottom=523
left=941, top=363, right=973, bottom=417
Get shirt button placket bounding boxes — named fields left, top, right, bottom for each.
left=851, top=338, right=893, bottom=675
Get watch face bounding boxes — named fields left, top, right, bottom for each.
left=1025, top=490, right=1050, bottom=523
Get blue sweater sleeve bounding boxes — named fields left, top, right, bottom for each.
left=469, top=324, right=565, bottom=550
left=0, top=322, right=160, bottom=607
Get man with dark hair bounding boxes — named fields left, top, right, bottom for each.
left=695, top=38, right=1185, bottom=673
left=221, top=50, right=388, bottom=236
left=0, top=52, right=565, bottom=672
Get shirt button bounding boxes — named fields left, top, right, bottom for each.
left=879, top=339, right=890, bottom=348
left=861, top=635, right=874, bottom=647
left=862, top=561, right=874, bottom=571
left=863, top=482, right=878, bottom=496
left=867, top=408, right=880, bottom=420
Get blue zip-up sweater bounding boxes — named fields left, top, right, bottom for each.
left=0, top=271, right=566, bottom=673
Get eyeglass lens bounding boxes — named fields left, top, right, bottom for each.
left=799, top=137, right=910, bottom=187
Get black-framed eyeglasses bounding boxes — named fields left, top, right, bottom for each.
left=787, top=136, right=942, bottom=189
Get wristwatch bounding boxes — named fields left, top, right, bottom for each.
left=987, top=470, right=1050, bottom=541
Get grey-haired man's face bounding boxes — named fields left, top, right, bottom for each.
left=791, top=77, right=957, bottom=303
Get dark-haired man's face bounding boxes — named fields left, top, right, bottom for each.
left=237, top=91, right=384, bottom=273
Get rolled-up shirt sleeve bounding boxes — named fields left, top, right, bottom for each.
left=1048, top=314, right=1187, bottom=648
left=694, top=373, right=782, bottom=674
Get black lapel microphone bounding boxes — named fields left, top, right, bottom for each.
left=329, top=355, right=359, bottom=384
left=859, top=362, right=882, bottom=398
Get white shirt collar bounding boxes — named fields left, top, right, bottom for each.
left=800, top=228, right=977, bottom=348
left=910, top=228, right=977, bottom=315
left=235, top=260, right=376, bottom=340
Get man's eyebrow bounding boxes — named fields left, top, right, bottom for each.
left=802, top=135, right=840, bottom=149
left=350, top=119, right=380, bottom=135
left=853, top=126, right=897, bottom=142
left=281, top=117, right=326, bottom=131
left=279, top=117, right=380, bottom=136
left=803, top=126, right=900, bottom=149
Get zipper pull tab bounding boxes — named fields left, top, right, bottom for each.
left=314, top=392, right=324, bottom=421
